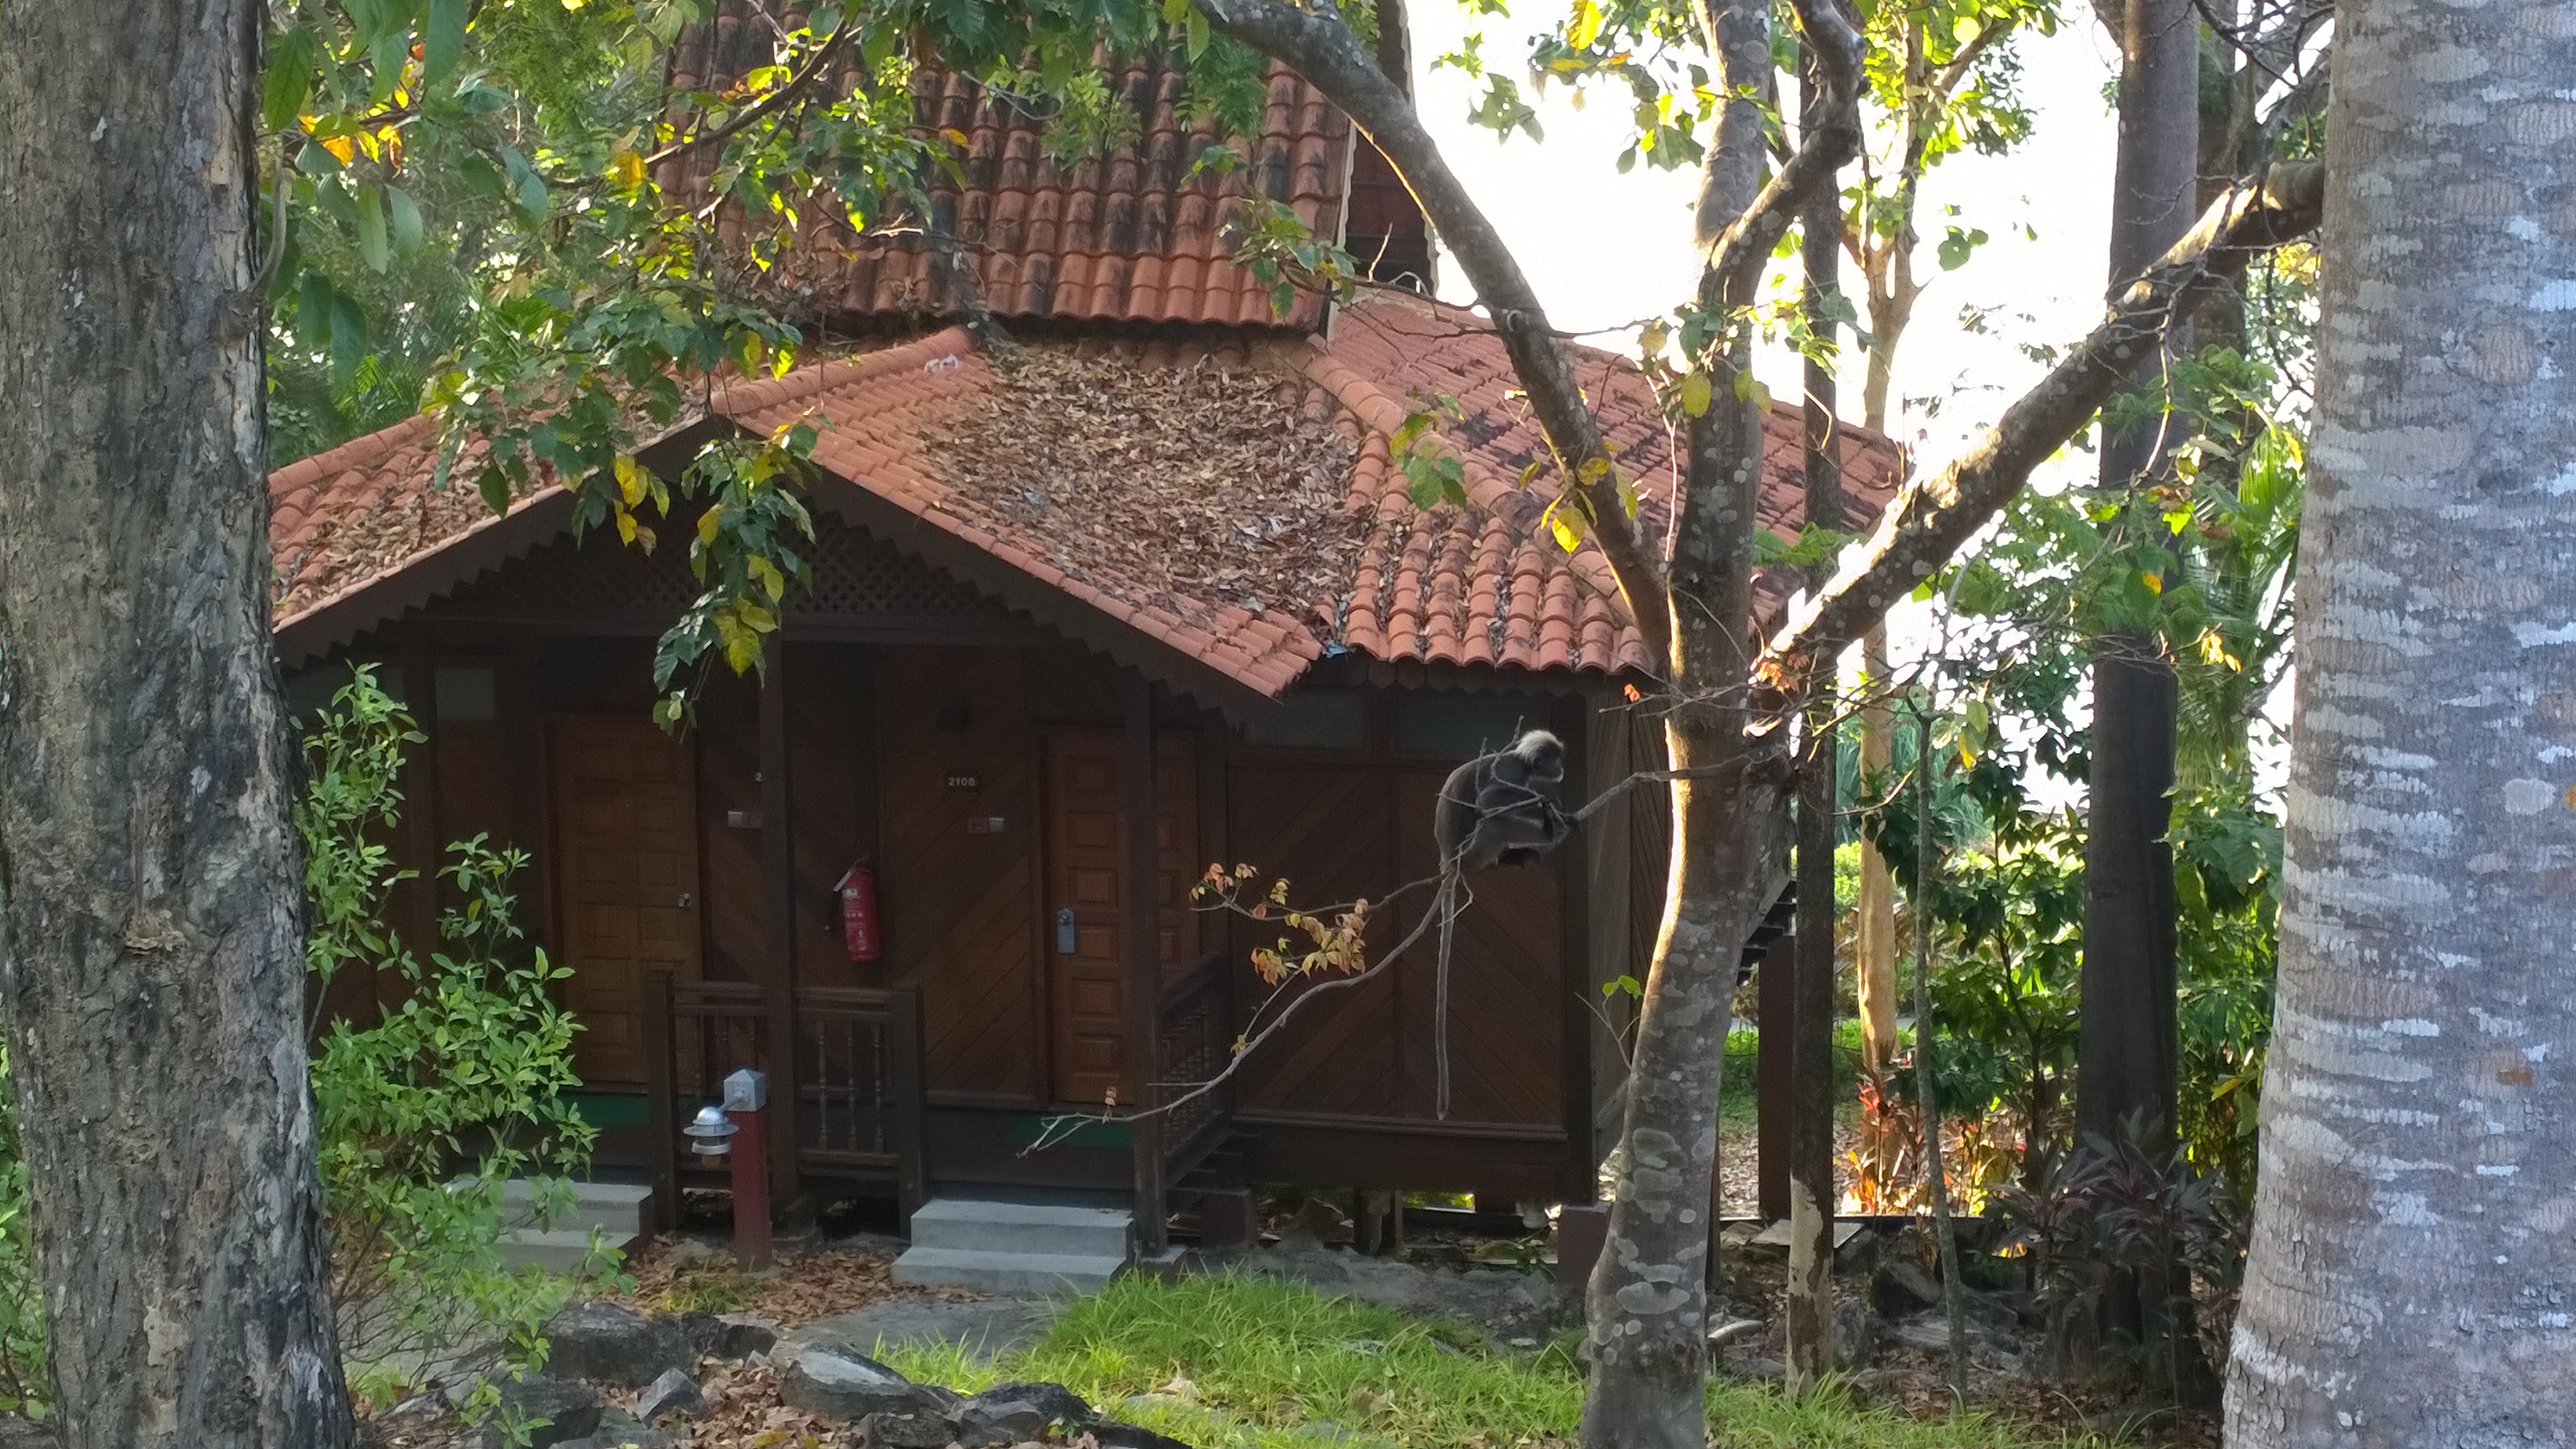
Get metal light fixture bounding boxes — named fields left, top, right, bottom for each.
left=684, top=1103, right=736, bottom=1159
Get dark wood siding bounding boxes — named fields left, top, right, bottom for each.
left=877, top=644, right=1044, bottom=1106
left=1226, top=686, right=1571, bottom=1159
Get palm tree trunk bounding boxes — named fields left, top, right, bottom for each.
left=2225, top=0, right=2576, bottom=1440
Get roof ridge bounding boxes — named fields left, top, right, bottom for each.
left=711, top=327, right=977, bottom=419
left=267, top=412, right=441, bottom=499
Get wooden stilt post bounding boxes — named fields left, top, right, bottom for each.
left=757, top=636, right=803, bottom=1211
left=1124, top=675, right=1167, bottom=1255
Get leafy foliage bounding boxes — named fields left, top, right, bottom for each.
left=299, top=667, right=615, bottom=1411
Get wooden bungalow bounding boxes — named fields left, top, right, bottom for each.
left=266, top=12, right=1901, bottom=1277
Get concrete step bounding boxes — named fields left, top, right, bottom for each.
left=908, top=1198, right=1133, bottom=1259
left=890, top=1245, right=1128, bottom=1296
left=496, top=1178, right=654, bottom=1236
left=496, top=1227, right=628, bottom=1275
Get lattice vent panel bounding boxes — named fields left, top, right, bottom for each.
left=439, top=509, right=1013, bottom=624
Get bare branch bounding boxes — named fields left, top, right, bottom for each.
left=1197, top=0, right=1672, bottom=667
left=1757, top=161, right=2327, bottom=694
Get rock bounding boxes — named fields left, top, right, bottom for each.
left=485, top=1376, right=603, bottom=1449
left=0, top=1419, right=57, bottom=1449
left=673, top=1311, right=781, bottom=1362
left=543, top=1301, right=693, bottom=1388
left=558, top=1406, right=680, bottom=1449
left=1091, top=1421, right=1199, bottom=1449
left=1729, top=1355, right=1786, bottom=1381
left=859, top=1408, right=960, bottom=1449
left=969, top=1379, right=1093, bottom=1428
left=1870, top=1258, right=1943, bottom=1317
left=778, top=1346, right=941, bottom=1421
left=954, top=1397, right=1051, bottom=1447
left=1834, top=1300, right=1878, bottom=1367
left=632, top=1367, right=703, bottom=1425
left=713, top=1314, right=780, bottom=1359
left=1707, top=1317, right=1765, bottom=1348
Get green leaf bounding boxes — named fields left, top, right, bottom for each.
left=423, top=0, right=468, bottom=86
left=353, top=184, right=389, bottom=272
left=476, top=465, right=511, bottom=517
left=262, top=28, right=316, bottom=133
left=386, top=185, right=423, bottom=255
left=329, top=294, right=368, bottom=386
left=1185, top=7, right=1210, bottom=59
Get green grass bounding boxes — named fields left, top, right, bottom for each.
left=872, top=1275, right=2096, bottom=1449
left=1722, top=1020, right=1897, bottom=1132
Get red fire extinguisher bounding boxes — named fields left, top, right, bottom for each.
left=834, top=858, right=880, bottom=962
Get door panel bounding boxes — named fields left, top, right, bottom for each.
left=550, top=716, right=702, bottom=1086
left=1041, top=733, right=1197, bottom=1106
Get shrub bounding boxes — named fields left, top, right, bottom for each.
left=299, top=665, right=618, bottom=1410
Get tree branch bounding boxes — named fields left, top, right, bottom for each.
left=1756, top=160, right=2326, bottom=693
left=641, top=23, right=853, bottom=171
left=1198, top=0, right=1672, bottom=667
left=1697, top=0, right=1867, bottom=302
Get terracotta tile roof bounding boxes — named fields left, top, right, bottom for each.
left=1285, top=291, right=1903, bottom=676
left=662, top=17, right=1352, bottom=330
left=268, top=309, right=1902, bottom=704
left=267, top=414, right=531, bottom=621
left=715, top=330, right=1330, bottom=698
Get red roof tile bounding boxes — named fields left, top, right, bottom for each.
left=661, top=16, right=1351, bottom=331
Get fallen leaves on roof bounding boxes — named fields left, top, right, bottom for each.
left=921, top=345, right=1365, bottom=633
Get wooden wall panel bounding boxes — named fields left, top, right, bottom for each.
left=1392, top=769, right=1562, bottom=1125
left=787, top=642, right=875, bottom=990
left=693, top=670, right=764, bottom=986
left=1228, top=749, right=1568, bottom=1131
left=1585, top=698, right=1642, bottom=1141
left=877, top=645, right=1042, bottom=1104
left=1228, top=764, right=1404, bottom=1117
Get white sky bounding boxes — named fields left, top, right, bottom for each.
left=1402, top=8, right=2127, bottom=474
left=1397, top=8, right=2137, bottom=778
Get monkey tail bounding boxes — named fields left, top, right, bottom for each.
left=1434, top=865, right=1469, bottom=1121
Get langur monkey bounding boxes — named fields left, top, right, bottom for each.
left=1426, top=730, right=1572, bottom=1116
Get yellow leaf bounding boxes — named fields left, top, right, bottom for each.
left=608, top=148, right=645, bottom=188
left=1680, top=369, right=1712, bottom=418
left=320, top=133, right=356, bottom=164
left=614, top=454, right=648, bottom=506
left=2140, top=571, right=2164, bottom=595
left=615, top=509, right=639, bottom=545
left=697, top=510, right=721, bottom=546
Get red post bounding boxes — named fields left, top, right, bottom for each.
left=725, top=1068, right=774, bottom=1270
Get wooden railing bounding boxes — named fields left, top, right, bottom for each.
left=1154, top=952, right=1233, bottom=1183
left=641, top=974, right=925, bottom=1221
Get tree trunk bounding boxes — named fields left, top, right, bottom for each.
left=1784, top=50, right=1845, bottom=1389
left=1855, top=628, right=1899, bottom=1073
left=2226, top=0, right=2576, bottom=1440
left=0, top=5, right=358, bottom=1447
left=2072, top=0, right=2199, bottom=1393
left=1578, top=13, right=1791, bottom=1443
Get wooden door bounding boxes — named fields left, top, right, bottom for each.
left=1041, top=733, right=1196, bottom=1106
left=549, top=716, right=702, bottom=1086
